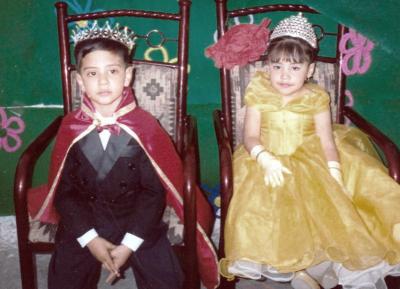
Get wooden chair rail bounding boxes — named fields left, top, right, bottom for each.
left=14, top=116, right=62, bottom=289
left=183, top=115, right=200, bottom=289
left=344, top=106, right=400, bottom=183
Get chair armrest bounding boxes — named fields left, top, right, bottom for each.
left=343, top=106, right=400, bottom=183
left=182, top=114, right=200, bottom=287
left=182, top=115, right=198, bottom=244
left=213, top=109, right=233, bottom=258
left=13, top=116, right=63, bottom=242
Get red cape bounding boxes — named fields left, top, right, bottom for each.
left=28, top=88, right=219, bottom=289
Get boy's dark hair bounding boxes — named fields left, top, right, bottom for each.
left=74, top=38, right=131, bottom=70
left=267, top=36, right=318, bottom=64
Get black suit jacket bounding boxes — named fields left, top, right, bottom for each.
left=54, top=130, right=166, bottom=245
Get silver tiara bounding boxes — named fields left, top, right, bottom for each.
left=71, top=21, right=137, bottom=52
left=270, top=13, right=317, bottom=48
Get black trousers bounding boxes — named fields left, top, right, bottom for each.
left=48, top=232, right=183, bottom=289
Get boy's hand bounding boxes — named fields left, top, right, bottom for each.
left=105, top=245, right=133, bottom=284
left=86, top=237, right=119, bottom=276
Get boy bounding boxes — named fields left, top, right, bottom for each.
left=32, top=21, right=219, bottom=289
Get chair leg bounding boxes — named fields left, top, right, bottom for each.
left=217, top=276, right=236, bottom=289
left=331, top=276, right=400, bottom=289
left=178, top=247, right=199, bottom=289
left=386, top=275, right=400, bottom=288
left=18, top=246, right=37, bottom=289
left=183, top=269, right=200, bottom=289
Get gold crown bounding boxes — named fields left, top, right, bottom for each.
left=270, top=13, right=317, bottom=48
left=71, top=21, right=137, bottom=52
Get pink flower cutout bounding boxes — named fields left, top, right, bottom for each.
left=0, top=107, right=25, bottom=153
left=339, top=29, right=374, bottom=76
left=205, top=19, right=271, bottom=69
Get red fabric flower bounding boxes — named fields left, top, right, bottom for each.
left=205, top=19, right=271, bottom=69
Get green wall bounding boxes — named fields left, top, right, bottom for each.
left=1, top=0, right=399, bottom=215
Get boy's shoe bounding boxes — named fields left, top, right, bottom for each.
left=290, top=271, right=320, bottom=289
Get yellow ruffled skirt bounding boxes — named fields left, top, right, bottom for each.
left=220, top=125, right=400, bottom=279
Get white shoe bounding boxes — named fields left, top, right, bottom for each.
left=291, top=271, right=320, bottom=289
left=306, top=261, right=338, bottom=289
left=319, top=274, right=338, bottom=289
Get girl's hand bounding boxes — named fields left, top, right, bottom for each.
left=327, top=161, right=344, bottom=186
left=258, top=153, right=292, bottom=187
left=250, top=145, right=292, bottom=187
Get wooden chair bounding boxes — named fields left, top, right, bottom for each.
left=212, top=1, right=400, bottom=289
left=14, top=1, right=204, bottom=289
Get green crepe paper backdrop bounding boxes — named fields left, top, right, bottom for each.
left=0, top=0, right=399, bottom=215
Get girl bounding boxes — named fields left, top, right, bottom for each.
left=219, top=13, right=400, bottom=289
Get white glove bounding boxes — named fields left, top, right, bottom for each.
left=250, top=145, right=292, bottom=187
left=327, top=161, right=344, bottom=186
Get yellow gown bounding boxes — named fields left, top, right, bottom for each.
left=220, top=71, right=400, bottom=282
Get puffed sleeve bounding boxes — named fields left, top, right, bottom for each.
left=313, top=89, right=331, bottom=114
left=244, top=71, right=267, bottom=107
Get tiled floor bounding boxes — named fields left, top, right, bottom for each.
left=0, top=249, right=292, bottom=289
left=0, top=216, right=291, bottom=289
left=237, top=279, right=292, bottom=289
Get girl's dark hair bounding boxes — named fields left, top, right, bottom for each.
left=267, top=36, right=318, bottom=64
left=74, top=38, right=131, bottom=70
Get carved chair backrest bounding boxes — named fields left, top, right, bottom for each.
left=215, top=4, right=347, bottom=148
left=71, top=63, right=178, bottom=138
left=57, top=2, right=191, bottom=154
